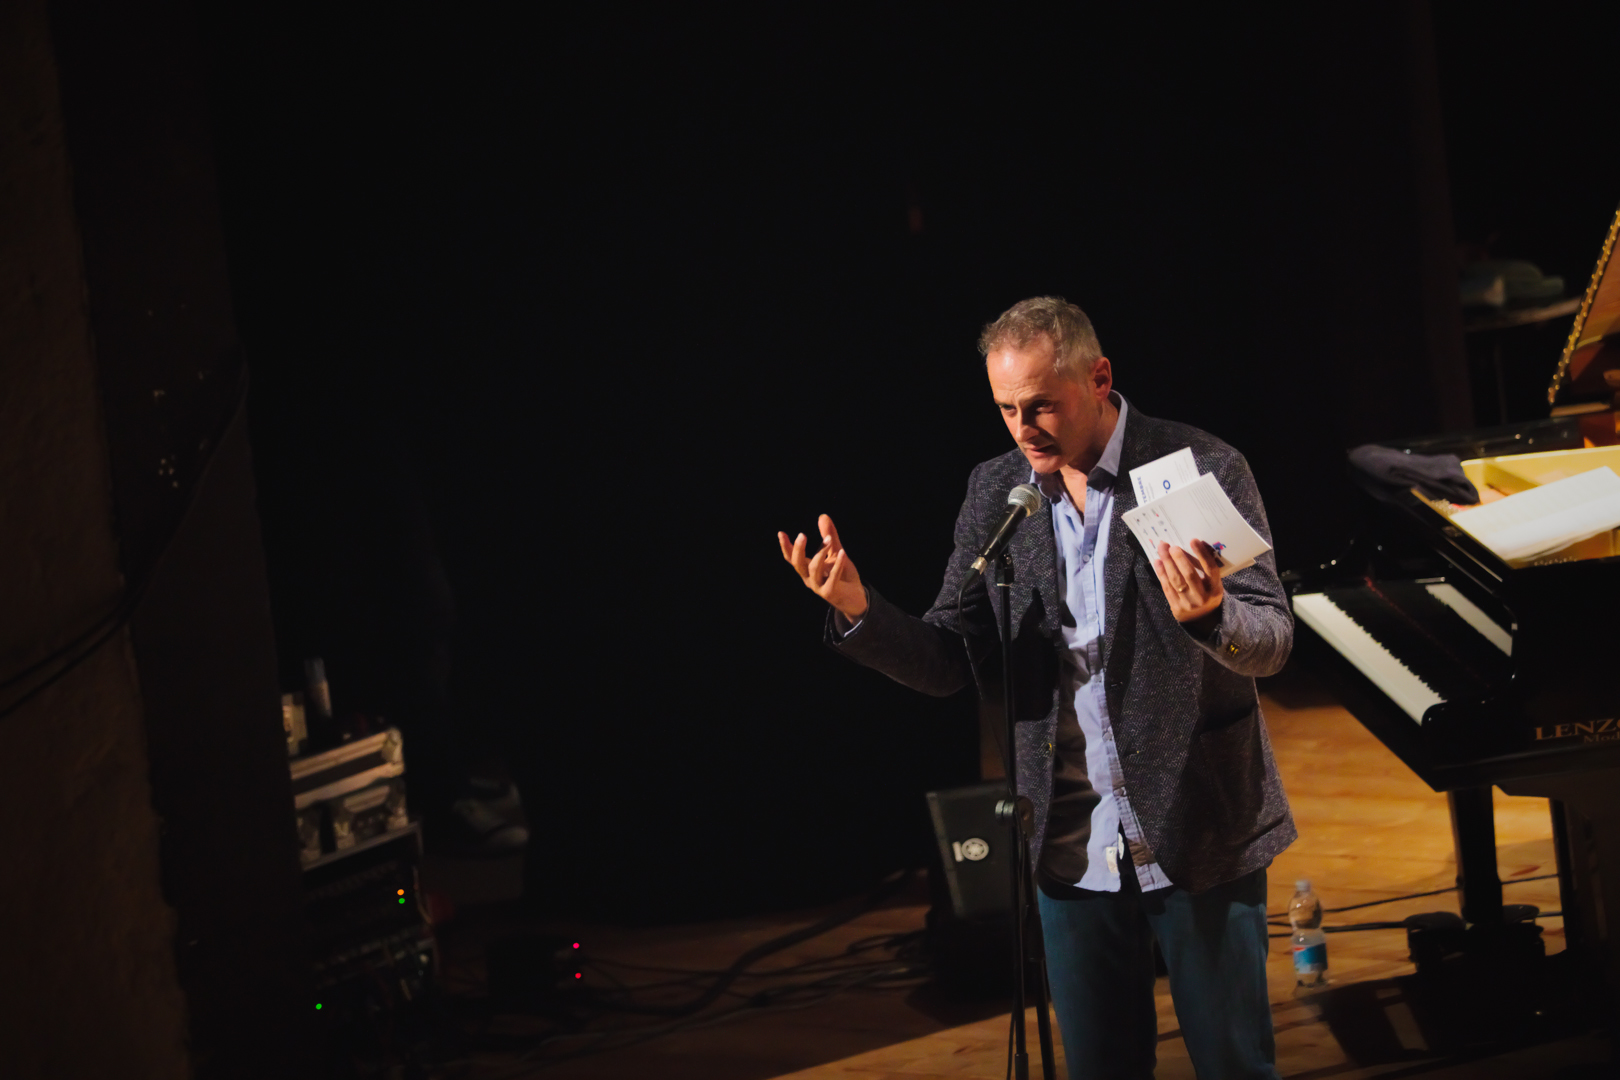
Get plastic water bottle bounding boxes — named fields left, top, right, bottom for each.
left=1289, top=879, right=1328, bottom=990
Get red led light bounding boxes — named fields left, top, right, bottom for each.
left=574, top=972, right=582, bottom=979
left=572, top=942, right=580, bottom=949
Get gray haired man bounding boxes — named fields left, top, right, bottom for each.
left=779, top=297, right=1294, bottom=1079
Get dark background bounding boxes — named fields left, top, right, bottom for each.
left=1433, top=9, right=1620, bottom=425
left=192, top=4, right=1620, bottom=920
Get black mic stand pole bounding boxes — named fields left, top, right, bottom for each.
left=994, top=550, right=1056, bottom=1080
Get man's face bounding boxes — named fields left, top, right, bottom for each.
left=986, top=336, right=1113, bottom=475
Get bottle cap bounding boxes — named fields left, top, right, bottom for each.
left=1295, top=879, right=1310, bottom=891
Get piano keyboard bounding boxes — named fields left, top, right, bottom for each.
left=1293, top=580, right=1513, bottom=725
left=1422, top=583, right=1512, bottom=656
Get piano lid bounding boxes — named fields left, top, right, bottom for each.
left=1548, top=203, right=1620, bottom=410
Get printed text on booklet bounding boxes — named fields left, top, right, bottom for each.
left=1123, top=449, right=1272, bottom=577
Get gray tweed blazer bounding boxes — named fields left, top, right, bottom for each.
left=828, top=404, right=1296, bottom=893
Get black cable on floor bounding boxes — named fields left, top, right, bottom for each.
left=1268, top=910, right=1563, bottom=939
left=456, top=962, right=929, bottom=1077
left=1265, top=872, right=1561, bottom=925
left=503, top=869, right=916, bottom=1021
left=442, top=872, right=932, bottom=1075
left=582, top=927, right=923, bottom=985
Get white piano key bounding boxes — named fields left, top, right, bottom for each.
left=1292, top=592, right=1445, bottom=724
left=1423, top=583, right=1512, bottom=656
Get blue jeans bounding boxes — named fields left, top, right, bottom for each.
left=1036, top=866, right=1279, bottom=1080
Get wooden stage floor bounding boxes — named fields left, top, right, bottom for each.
left=444, top=666, right=1611, bottom=1079
left=770, top=669, right=1608, bottom=1080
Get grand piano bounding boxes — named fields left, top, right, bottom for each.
left=1291, top=208, right=1620, bottom=1006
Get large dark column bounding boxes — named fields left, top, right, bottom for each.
left=1407, top=1, right=1473, bottom=434
left=0, top=2, right=190, bottom=1073
left=0, top=0, right=315, bottom=1074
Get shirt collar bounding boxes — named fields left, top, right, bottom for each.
left=1033, top=391, right=1128, bottom=499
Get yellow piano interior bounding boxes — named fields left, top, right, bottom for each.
left=1419, top=444, right=1620, bottom=565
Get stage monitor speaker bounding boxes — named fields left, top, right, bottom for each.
left=925, top=781, right=1013, bottom=920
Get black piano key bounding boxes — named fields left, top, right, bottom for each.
left=1372, top=582, right=1513, bottom=695
left=1323, top=585, right=1496, bottom=707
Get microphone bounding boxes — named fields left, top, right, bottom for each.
left=968, top=484, right=1044, bottom=578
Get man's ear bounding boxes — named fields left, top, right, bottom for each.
left=1090, top=355, right=1113, bottom=397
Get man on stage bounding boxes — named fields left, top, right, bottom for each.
left=778, top=297, right=1295, bottom=1080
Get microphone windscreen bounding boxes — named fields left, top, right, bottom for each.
left=1007, top=484, right=1043, bottom=516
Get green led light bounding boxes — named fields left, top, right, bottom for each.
left=315, top=1003, right=323, bottom=1011
left=398, top=897, right=406, bottom=904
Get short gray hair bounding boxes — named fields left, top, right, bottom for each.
left=978, top=296, right=1103, bottom=380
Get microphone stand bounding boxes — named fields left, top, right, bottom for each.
left=993, top=550, right=1057, bottom=1080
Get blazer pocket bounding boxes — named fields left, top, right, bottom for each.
left=1192, top=706, right=1267, bottom=829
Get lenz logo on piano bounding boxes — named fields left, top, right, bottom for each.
left=1535, top=719, right=1620, bottom=744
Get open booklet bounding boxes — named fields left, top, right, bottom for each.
left=1120, top=447, right=1272, bottom=577
left=1447, top=465, right=1620, bottom=564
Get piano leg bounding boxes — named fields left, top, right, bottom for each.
left=1448, top=786, right=1504, bottom=926
left=1500, top=774, right=1620, bottom=1034
left=1550, top=799, right=1585, bottom=958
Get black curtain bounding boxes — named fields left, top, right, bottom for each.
left=199, top=5, right=1619, bottom=919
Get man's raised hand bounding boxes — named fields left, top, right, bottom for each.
left=778, top=514, right=869, bottom=623
left=1152, top=539, right=1224, bottom=626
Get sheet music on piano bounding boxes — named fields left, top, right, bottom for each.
left=1448, top=465, right=1620, bottom=563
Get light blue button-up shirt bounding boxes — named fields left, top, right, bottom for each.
left=1036, top=393, right=1172, bottom=893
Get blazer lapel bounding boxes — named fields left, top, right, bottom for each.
left=1009, top=496, right=1059, bottom=637
left=1103, top=408, right=1152, bottom=644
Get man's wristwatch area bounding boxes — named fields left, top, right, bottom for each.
left=829, top=588, right=871, bottom=639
